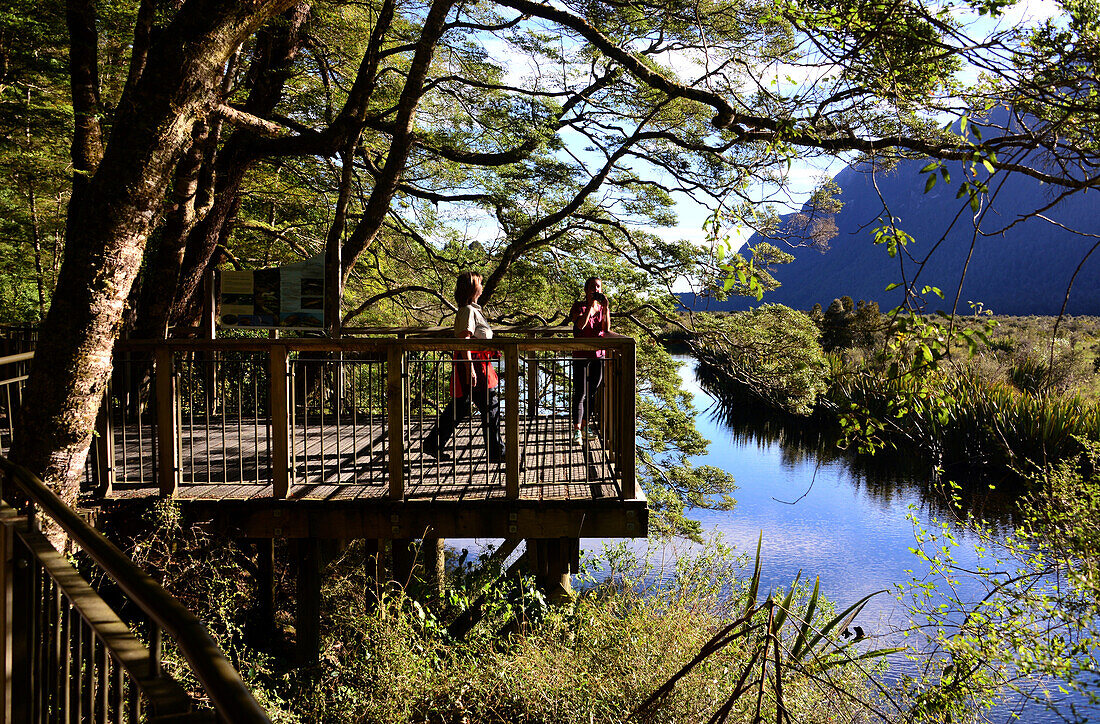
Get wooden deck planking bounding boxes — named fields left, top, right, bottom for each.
left=103, top=414, right=623, bottom=503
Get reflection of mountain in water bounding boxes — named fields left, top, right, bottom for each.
left=694, top=359, right=1021, bottom=530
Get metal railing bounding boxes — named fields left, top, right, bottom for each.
left=0, top=456, right=272, bottom=723
left=0, top=351, right=32, bottom=455
left=102, top=331, right=638, bottom=500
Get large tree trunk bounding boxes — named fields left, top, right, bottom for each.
left=13, top=0, right=297, bottom=500
left=151, top=3, right=311, bottom=337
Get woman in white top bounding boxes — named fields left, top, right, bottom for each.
left=423, top=271, right=505, bottom=462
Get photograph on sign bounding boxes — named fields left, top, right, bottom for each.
left=218, top=255, right=325, bottom=329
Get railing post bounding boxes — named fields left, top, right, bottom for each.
left=0, top=513, right=12, bottom=723
left=525, top=344, right=539, bottom=417
left=620, top=340, right=637, bottom=499
left=94, top=391, right=115, bottom=496
left=269, top=346, right=290, bottom=499
left=387, top=346, right=405, bottom=500
left=4, top=521, right=31, bottom=723
left=154, top=348, right=180, bottom=496
left=504, top=343, right=520, bottom=499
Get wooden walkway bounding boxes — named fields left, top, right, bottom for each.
left=105, top=415, right=621, bottom=503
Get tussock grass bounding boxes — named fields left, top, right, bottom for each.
left=278, top=541, right=877, bottom=724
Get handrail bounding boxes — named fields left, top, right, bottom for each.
left=115, top=335, right=633, bottom=353
left=0, top=455, right=272, bottom=724
left=0, top=351, right=34, bottom=365
left=109, top=331, right=639, bottom=502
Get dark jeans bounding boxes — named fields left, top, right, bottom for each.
left=427, top=381, right=504, bottom=455
left=571, top=358, right=604, bottom=427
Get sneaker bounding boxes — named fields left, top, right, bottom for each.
left=571, top=428, right=582, bottom=444
left=587, top=423, right=600, bottom=438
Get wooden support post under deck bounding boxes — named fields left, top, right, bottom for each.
left=423, top=537, right=445, bottom=596
left=255, top=539, right=275, bottom=644
left=390, top=539, right=413, bottom=588
left=504, top=343, right=520, bottom=499
left=269, top=346, right=290, bottom=499
left=295, top=539, right=322, bottom=664
left=387, top=347, right=405, bottom=500
left=527, top=538, right=576, bottom=604
left=620, top=339, right=637, bottom=499
left=154, top=348, right=180, bottom=496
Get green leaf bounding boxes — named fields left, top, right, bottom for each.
left=790, top=577, right=822, bottom=661
left=924, top=174, right=937, bottom=193
left=772, top=571, right=802, bottom=632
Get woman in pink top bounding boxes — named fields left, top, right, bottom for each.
left=569, top=277, right=611, bottom=442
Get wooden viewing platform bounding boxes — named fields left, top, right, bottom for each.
left=40, top=332, right=649, bottom=540
left=0, top=330, right=648, bottom=662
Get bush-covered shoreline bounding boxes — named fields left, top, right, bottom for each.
left=690, top=306, right=1100, bottom=485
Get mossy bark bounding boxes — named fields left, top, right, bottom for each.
left=12, top=0, right=298, bottom=500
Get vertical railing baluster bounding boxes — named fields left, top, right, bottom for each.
left=350, top=362, right=359, bottom=479
left=70, top=608, right=82, bottom=724
left=49, top=579, right=61, bottom=723
left=387, top=346, right=405, bottom=500
left=126, top=676, right=140, bottom=723
left=82, top=626, right=93, bottom=723
left=302, top=360, right=310, bottom=485
left=4, top=384, right=13, bottom=451
left=504, top=343, right=520, bottom=499
left=269, top=346, right=290, bottom=499
left=111, top=658, right=123, bottom=724
left=132, top=360, right=142, bottom=487
left=221, top=353, right=229, bottom=486
left=335, top=354, right=343, bottom=483
left=320, top=357, right=327, bottom=482
left=620, top=340, right=636, bottom=499
left=99, top=636, right=109, bottom=724
left=150, top=622, right=162, bottom=677
left=95, top=390, right=115, bottom=496
left=254, top=359, right=262, bottom=484
left=204, top=354, right=213, bottom=485
left=236, top=359, right=244, bottom=484
left=369, top=360, right=376, bottom=486
left=288, top=355, right=296, bottom=489
left=60, top=596, right=71, bottom=721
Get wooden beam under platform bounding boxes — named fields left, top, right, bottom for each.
left=150, top=496, right=647, bottom=540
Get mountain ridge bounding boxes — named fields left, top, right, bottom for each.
left=682, top=153, right=1100, bottom=316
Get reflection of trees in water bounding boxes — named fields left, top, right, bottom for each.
left=694, top=359, right=1021, bottom=531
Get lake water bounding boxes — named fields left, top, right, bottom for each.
left=670, top=360, right=1097, bottom=723
left=457, top=360, right=1095, bottom=721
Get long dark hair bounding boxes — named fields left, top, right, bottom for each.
left=455, top=271, right=483, bottom=306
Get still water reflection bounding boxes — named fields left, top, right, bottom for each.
left=675, top=359, right=1095, bottom=723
